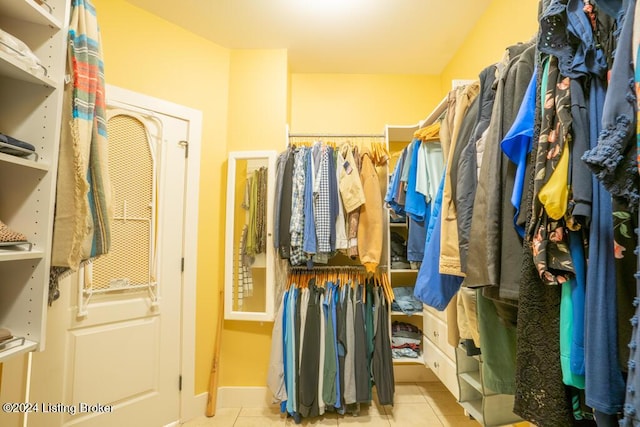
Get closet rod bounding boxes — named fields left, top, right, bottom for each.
left=288, top=133, right=385, bottom=138
left=289, top=265, right=387, bottom=271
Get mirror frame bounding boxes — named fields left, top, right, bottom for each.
left=224, top=150, right=277, bottom=321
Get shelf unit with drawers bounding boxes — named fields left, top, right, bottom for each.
left=385, top=123, right=425, bottom=366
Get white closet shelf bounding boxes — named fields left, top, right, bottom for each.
left=390, top=310, right=423, bottom=317
left=0, top=49, right=58, bottom=88
left=0, top=337, right=38, bottom=362
left=390, top=268, right=418, bottom=274
left=0, top=152, right=49, bottom=171
left=386, top=124, right=419, bottom=143
left=1, top=0, right=62, bottom=29
left=392, top=356, right=424, bottom=365
left=0, top=248, right=44, bottom=262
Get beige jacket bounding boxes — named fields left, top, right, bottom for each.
left=439, top=81, right=480, bottom=277
left=357, top=150, right=384, bottom=273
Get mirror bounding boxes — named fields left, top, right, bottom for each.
left=224, top=150, right=277, bottom=321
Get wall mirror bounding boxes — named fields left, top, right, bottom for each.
left=224, top=151, right=277, bottom=321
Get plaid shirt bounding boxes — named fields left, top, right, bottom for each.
left=314, top=145, right=332, bottom=253
left=289, top=148, right=307, bottom=266
left=290, top=148, right=306, bottom=246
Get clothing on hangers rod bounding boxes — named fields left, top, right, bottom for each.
left=289, top=265, right=368, bottom=271
left=287, top=133, right=385, bottom=138
left=288, top=265, right=388, bottom=272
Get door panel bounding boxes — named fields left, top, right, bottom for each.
left=70, top=318, right=159, bottom=405
left=28, top=97, right=188, bottom=427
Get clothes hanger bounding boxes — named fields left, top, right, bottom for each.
left=381, top=273, right=394, bottom=305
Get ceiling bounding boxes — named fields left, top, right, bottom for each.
left=126, top=0, right=492, bottom=75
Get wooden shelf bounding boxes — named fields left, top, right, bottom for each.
left=392, top=356, right=424, bottom=365
left=391, top=310, right=423, bottom=317
left=390, top=268, right=418, bottom=274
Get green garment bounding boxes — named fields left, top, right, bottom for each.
left=560, top=281, right=585, bottom=389
left=478, top=292, right=517, bottom=394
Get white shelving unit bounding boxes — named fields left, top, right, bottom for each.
left=385, top=123, right=426, bottom=367
left=0, top=0, right=70, bottom=362
left=385, top=121, right=459, bottom=397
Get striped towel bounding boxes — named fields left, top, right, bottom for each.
left=50, top=0, right=111, bottom=302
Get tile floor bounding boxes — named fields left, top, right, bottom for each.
left=182, top=382, right=530, bottom=427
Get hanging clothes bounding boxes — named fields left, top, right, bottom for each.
left=440, top=81, right=480, bottom=277
left=347, top=145, right=363, bottom=260
left=455, top=64, right=498, bottom=273
left=269, top=269, right=394, bottom=421
left=290, top=147, right=308, bottom=266
left=276, top=140, right=388, bottom=271
left=277, top=150, right=294, bottom=259
left=413, top=170, right=463, bottom=311
left=403, top=140, right=428, bottom=263
left=372, top=285, right=395, bottom=405
left=357, top=150, right=384, bottom=273
left=583, top=0, right=640, bottom=210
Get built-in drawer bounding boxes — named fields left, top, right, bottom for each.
left=423, top=304, right=447, bottom=322
left=423, top=338, right=459, bottom=398
left=423, top=311, right=456, bottom=360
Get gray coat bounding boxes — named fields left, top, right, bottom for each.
left=465, top=42, right=536, bottom=302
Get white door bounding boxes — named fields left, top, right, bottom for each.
left=27, top=93, right=190, bottom=427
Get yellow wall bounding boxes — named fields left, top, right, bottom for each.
left=227, top=49, right=289, bottom=151
left=290, top=74, right=442, bottom=133
left=220, top=49, right=289, bottom=386
left=439, top=0, right=539, bottom=95
left=92, top=0, right=231, bottom=394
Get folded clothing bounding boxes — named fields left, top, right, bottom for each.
left=391, top=336, right=422, bottom=349
left=0, top=133, right=35, bottom=157
left=392, top=329, right=422, bottom=341
left=392, top=348, right=420, bottom=359
left=391, top=286, right=424, bottom=315
left=391, top=320, right=422, bottom=335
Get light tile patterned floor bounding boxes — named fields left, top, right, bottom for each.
left=181, top=382, right=533, bottom=427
